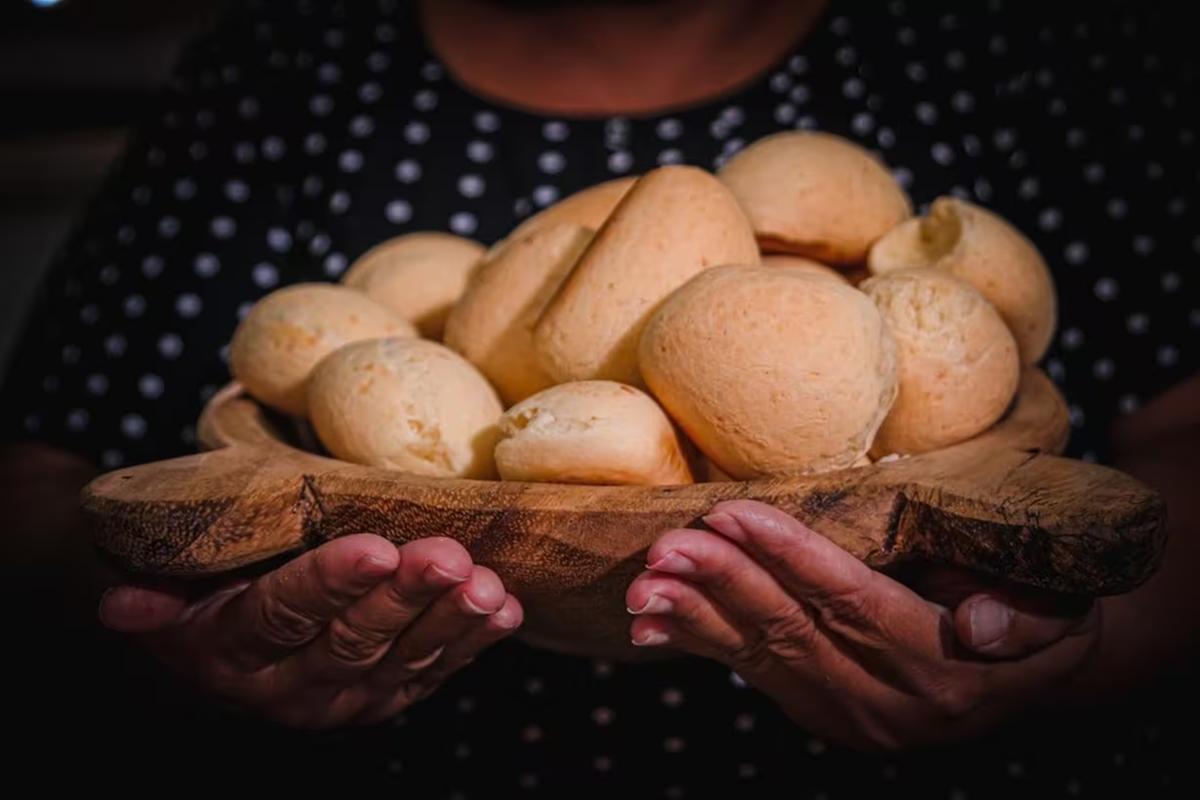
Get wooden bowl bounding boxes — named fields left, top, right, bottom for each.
left=82, top=369, right=1166, bottom=659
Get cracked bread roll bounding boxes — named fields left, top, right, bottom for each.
left=495, top=381, right=693, bottom=485
left=341, top=231, right=485, bottom=339
left=307, top=337, right=502, bottom=478
left=719, top=131, right=911, bottom=265
left=229, top=283, right=416, bottom=417
left=861, top=268, right=1020, bottom=456
left=534, top=165, right=759, bottom=386
left=486, top=177, right=635, bottom=260
left=444, top=222, right=594, bottom=405
left=639, top=264, right=897, bottom=479
left=867, top=197, right=1056, bottom=364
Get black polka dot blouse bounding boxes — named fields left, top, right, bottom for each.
left=2, top=1, right=1196, bottom=796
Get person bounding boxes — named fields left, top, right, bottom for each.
left=2, top=0, right=1196, bottom=794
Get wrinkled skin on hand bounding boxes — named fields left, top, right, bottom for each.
left=100, top=535, right=522, bottom=729
left=627, top=501, right=1097, bottom=751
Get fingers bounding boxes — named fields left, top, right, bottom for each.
left=430, top=592, right=524, bottom=674
left=354, top=593, right=524, bottom=726
left=704, top=501, right=944, bottom=654
left=216, top=534, right=400, bottom=670
left=627, top=613, right=727, bottom=661
left=368, top=564, right=507, bottom=687
left=956, top=593, right=1099, bottom=660
left=280, top=537, right=474, bottom=683
left=99, top=585, right=191, bottom=633
left=704, top=500, right=875, bottom=601
left=632, top=527, right=849, bottom=676
left=630, top=526, right=910, bottom=710
left=626, top=570, right=747, bottom=653
left=686, top=501, right=975, bottom=706
left=983, top=605, right=1101, bottom=707
left=409, top=593, right=524, bottom=687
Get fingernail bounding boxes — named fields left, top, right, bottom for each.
left=458, top=592, right=494, bottom=615
left=646, top=550, right=697, bottom=575
left=969, top=598, right=1013, bottom=647
left=401, top=645, right=445, bottom=672
left=423, top=562, right=470, bottom=586
left=627, top=595, right=674, bottom=615
left=632, top=630, right=670, bottom=647
left=356, top=554, right=394, bottom=577
left=703, top=511, right=739, bottom=536
left=492, top=608, right=522, bottom=631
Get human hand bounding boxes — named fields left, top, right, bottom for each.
left=100, top=535, right=522, bottom=729
left=626, top=500, right=1097, bottom=750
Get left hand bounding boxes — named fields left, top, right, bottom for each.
left=625, top=500, right=1098, bottom=751
left=100, top=535, right=523, bottom=729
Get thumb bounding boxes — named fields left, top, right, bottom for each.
left=954, top=593, right=1098, bottom=660
left=99, top=585, right=191, bottom=633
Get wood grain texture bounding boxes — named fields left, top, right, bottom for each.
left=83, top=370, right=1167, bottom=658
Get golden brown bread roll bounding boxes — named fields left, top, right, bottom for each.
left=341, top=231, right=485, bottom=339
left=718, top=131, right=911, bottom=265
left=229, top=283, right=416, bottom=417
left=534, top=165, right=759, bottom=386
left=760, top=254, right=848, bottom=283
left=495, top=381, right=693, bottom=485
left=444, top=222, right=593, bottom=405
left=867, top=197, right=1056, bottom=364
left=861, top=269, right=1020, bottom=456
left=307, top=337, right=502, bottom=478
left=486, top=177, right=635, bottom=260
left=639, top=264, right=897, bottom=478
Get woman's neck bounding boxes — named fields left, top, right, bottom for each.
left=418, top=0, right=828, bottom=116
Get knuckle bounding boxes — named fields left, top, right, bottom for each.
left=699, top=554, right=739, bottom=593
left=384, top=577, right=431, bottom=610
left=325, top=617, right=387, bottom=667
left=665, top=587, right=706, bottom=620
left=761, top=606, right=821, bottom=654
left=257, top=593, right=318, bottom=648
left=727, top=635, right=772, bottom=672
left=312, top=549, right=358, bottom=603
left=818, top=587, right=876, bottom=629
left=749, top=539, right=800, bottom=578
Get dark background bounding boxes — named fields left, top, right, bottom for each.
left=0, top=0, right=220, bottom=376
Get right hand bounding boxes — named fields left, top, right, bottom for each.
left=99, top=535, right=522, bottom=729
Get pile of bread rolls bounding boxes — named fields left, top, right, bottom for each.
left=229, top=131, right=1055, bottom=485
